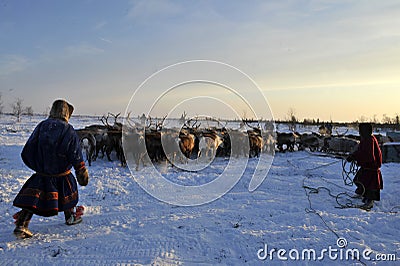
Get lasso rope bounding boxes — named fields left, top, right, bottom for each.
left=301, top=166, right=368, bottom=266
left=336, top=159, right=368, bottom=209
left=341, top=159, right=358, bottom=186
left=298, top=154, right=397, bottom=265
left=296, top=157, right=365, bottom=209
left=299, top=156, right=366, bottom=213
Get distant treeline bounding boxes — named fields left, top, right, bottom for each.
left=274, top=119, right=400, bottom=131
left=2, top=112, right=399, bottom=131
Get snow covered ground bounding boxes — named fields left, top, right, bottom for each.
left=0, top=115, right=399, bottom=265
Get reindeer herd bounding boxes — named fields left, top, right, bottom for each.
left=276, top=125, right=393, bottom=155
left=75, top=113, right=124, bottom=167
left=74, top=114, right=271, bottom=170
left=75, top=115, right=394, bottom=170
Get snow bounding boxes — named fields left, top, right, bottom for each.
left=0, top=115, right=399, bottom=265
left=383, top=142, right=400, bottom=146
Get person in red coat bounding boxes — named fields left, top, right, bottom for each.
left=347, top=123, right=383, bottom=210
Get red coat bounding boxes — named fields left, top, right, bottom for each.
left=352, top=135, right=383, bottom=191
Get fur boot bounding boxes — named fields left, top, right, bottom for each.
left=13, top=209, right=33, bottom=239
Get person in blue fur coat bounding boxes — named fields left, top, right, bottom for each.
left=13, top=99, right=89, bottom=238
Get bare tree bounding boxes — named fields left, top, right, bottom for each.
left=242, top=109, right=247, bottom=120
left=382, top=114, right=392, bottom=124
left=372, top=114, right=379, bottom=124
left=0, top=92, right=3, bottom=114
left=24, top=106, right=34, bottom=116
left=12, top=98, right=24, bottom=122
left=287, top=108, right=297, bottom=131
left=43, top=106, right=50, bottom=117
left=358, top=115, right=368, bottom=123
left=287, top=108, right=297, bottom=123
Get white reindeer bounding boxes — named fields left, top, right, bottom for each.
left=198, top=131, right=224, bottom=160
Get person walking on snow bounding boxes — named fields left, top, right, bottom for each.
left=347, top=123, right=383, bottom=210
left=13, top=99, right=89, bottom=239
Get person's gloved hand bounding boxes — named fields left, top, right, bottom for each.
left=76, top=167, right=89, bottom=186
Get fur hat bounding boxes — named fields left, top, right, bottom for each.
left=359, top=123, right=372, bottom=138
left=49, top=99, right=74, bottom=122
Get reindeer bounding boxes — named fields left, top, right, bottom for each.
left=229, top=129, right=249, bottom=158
left=100, top=113, right=125, bottom=165
left=144, top=115, right=167, bottom=162
left=318, top=123, right=332, bottom=136
left=321, top=136, right=359, bottom=154
left=79, top=124, right=106, bottom=161
left=216, top=126, right=231, bottom=157
left=297, top=132, right=321, bottom=152
left=374, top=134, right=393, bottom=146
left=262, top=130, right=276, bottom=155
left=248, top=132, right=263, bottom=157
left=123, top=128, right=147, bottom=170
left=198, top=129, right=224, bottom=160
left=161, top=128, right=181, bottom=164
left=244, top=121, right=264, bottom=158
left=75, top=129, right=96, bottom=166
left=145, top=131, right=163, bottom=162
left=276, top=132, right=299, bottom=152
left=177, top=118, right=200, bottom=160
left=122, top=113, right=147, bottom=170
left=178, top=130, right=196, bottom=160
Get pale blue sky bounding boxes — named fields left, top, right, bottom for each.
left=1, top=0, right=399, bottom=122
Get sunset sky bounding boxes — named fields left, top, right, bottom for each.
left=1, top=0, right=399, bottom=122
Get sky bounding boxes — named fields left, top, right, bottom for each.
left=0, top=0, right=399, bottom=122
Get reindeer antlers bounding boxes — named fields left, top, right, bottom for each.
left=126, top=111, right=138, bottom=128
left=243, top=119, right=259, bottom=130
left=156, top=115, right=167, bottom=131
left=100, top=114, right=110, bottom=127
left=108, top=112, right=121, bottom=124
left=100, top=112, right=121, bottom=127
left=145, top=115, right=167, bottom=131
left=184, top=117, right=201, bottom=129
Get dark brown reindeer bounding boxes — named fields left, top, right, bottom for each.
left=101, top=113, right=125, bottom=166
left=244, top=120, right=264, bottom=158
left=276, top=132, right=299, bottom=152
left=144, top=115, right=166, bottom=162
left=296, top=132, right=322, bottom=152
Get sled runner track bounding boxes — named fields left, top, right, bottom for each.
left=80, top=211, right=137, bottom=228
left=0, top=225, right=209, bottom=264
